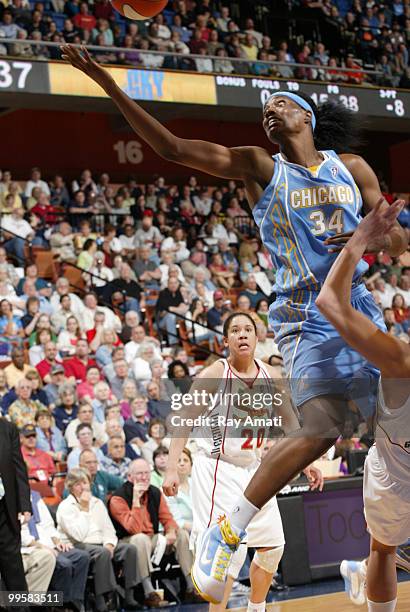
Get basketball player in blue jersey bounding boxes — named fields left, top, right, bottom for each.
left=61, top=46, right=408, bottom=603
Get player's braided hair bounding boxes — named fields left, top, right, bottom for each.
left=296, top=92, right=363, bottom=153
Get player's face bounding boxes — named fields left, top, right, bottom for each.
left=224, top=316, right=257, bottom=357
left=262, top=97, right=311, bottom=144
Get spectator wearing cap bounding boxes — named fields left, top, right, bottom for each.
left=35, top=408, right=67, bottom=462
left=67, top=423, right=105, bottom=470
left=8, top=378, right=47, bottom=429
left=4, top=346, right=36, bottom=388
left=207, top=290, right=230, bottom=329
left=43, top=364, right=66, bottom=408
left=101, top=436, right=131, bottom=480
left=63, top=338, right=97, bottom=384
left=53, top=383, right=79, bottom=433
left=156, top=277, right=189, bottom=345
left=20, top=423, right=56, bottom=481
left=36, top=341, right=63, bottom=384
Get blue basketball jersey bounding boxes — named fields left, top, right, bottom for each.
left=253, top=150, right=368, bottom=294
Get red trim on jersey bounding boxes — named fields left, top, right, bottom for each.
left=227, top=359, right=260, bottom=389
left=221, top=369, right=233, bottom=456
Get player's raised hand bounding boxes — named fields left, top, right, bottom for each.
left=325, top=197, right=405, bottom=253
left=163, top=468, right=180, bottom=497
left=60, top=44, right=115, bottom=92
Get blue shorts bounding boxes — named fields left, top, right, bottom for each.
left=269, top=282, right=385, bottom=416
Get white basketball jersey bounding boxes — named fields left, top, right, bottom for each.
left=192, top=358, right=277, bottom=467
left=375, top=380, right=410, bottom=483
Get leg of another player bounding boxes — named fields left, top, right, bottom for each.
left=367, top=537, right=397, bottom=611
left=238, top=396, right=346, bottom=512
left=247, top=546, right=284, bottom=612
left=209, top=575, right=235, bottom=612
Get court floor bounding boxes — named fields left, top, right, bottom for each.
left=230, top=582, right=410, bottom=611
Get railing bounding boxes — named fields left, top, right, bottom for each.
left=0, top=39, right=384, bottom=85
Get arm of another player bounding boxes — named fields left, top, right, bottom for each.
left=331, top=154, right=408, bottom=257
left=316, top=199, right=410, bottom=377
left=60, top=45, right=273, bottom=198
left=163, top=360, right=224, bottom=497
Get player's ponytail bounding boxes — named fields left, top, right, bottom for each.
left=296, top=92, right=363, bottom=153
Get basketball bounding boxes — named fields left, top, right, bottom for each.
left=110, top=0, right=168, bottom=20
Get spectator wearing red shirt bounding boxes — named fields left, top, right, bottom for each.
left=30, top=192, right=59, bottom=226
left=36, top=341, right=64, bottom=384
left=76, top=365, right=102, bottom=401
left=20, top=423, right=55, bottom=481
left=189, top=28, right=208, bottom=54
left=63, top=338, right=97, bottom=383
left=73, top=2, right=96, bottom=31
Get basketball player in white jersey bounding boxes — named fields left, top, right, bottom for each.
left=163, top=312, right=323, bottom=612
left=316, top=198, right=409, bottom=612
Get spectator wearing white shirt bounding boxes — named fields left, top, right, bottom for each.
left=193, top=188, right=213, bottom=216
left=159, top=251, right=185, bottom=288
left=82, top=292, right=122, bottom=333
left=24, top=166, right=50, bottom=198
left=397, top=275, right=410, bottom=304
left=50, top=278, right=85, bottom=321
left=21, top=490, right=89, bottom=609
left=86, top=252, right=114, bottom=289
left=65, top=404, right=108, bottom=450
left=373, top=278, right=394, bottom=309
left=118, top=224, right=138, bottom=260
left=1, top=206, right=34, bottom=262
left=125, top=324, right=162, bottom=364
left=161, top=228, right=190, bottom=264
left=57, top=468, right=140, bottom=611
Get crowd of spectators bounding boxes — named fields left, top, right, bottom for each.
left=0, top=163, right=408, bottom=608
left=0, top=0, right=409, bottom=86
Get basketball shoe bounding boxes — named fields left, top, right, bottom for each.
left=191, top=515, right=245, bottom=604
left=396, top=542, right=410, bottom=573
left=340, top=559, right=367, bottom=606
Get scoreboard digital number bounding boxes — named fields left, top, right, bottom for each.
left=215, top=76, right=409, bottom=119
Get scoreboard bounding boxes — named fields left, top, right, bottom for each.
left=215, top=76, right=408, bottom=119
left=0, top=58, right=408, bottom=122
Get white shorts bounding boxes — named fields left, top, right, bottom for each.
left=364, top=445, right=410, bottom=547
left=191, top=452, right=285, bottom=550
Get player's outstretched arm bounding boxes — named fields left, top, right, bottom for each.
left=330, top=155, right=408, bottom=257
left=60, top=45, right=272, bottom=194
left=163, top=360, right=224, bottom=496
left=317, top=199, right=410, bottom=377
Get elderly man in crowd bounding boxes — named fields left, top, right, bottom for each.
left=109, top=459, right=196, bottom=607
left=57, top=468, right=140, bottom=611
left=8, top=378, right=45, bottom=428
left=101, top=435, right=131, bottom=480
left=78, top=449, right=122, bottom=503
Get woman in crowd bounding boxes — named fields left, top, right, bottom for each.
left=77, top=238, right=97, bottom=272
left=392, top=293, right=409, bottom=332
left=94, top=329, right=121, bottom=367
left=28, top=314, right=57, bottom=347
left=57, top=315, right=84, bottom=356
left=119, top=379, right=139, bottom=420
left=53, top=383, right=79, bottom=433
left=21, top=296, right=42, bottom=337
left=141, top=419, right=169, bottom=466
left=77, top=366, right=102, bottom=402
left=150, top=445, right=169, bottom=487
left=166, top=448, right=193, bottom=534
left=131, top=343, right=158, bottom=383
left=167, top=360, right=192, bottom=394
left=35, top=407, right=67, bottom=462
left=185, top=297, right=216, bottom=349
left=28, top=328, right=54, bottom=366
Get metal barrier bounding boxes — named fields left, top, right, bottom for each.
left=0, top=39, right=383, bottom=84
